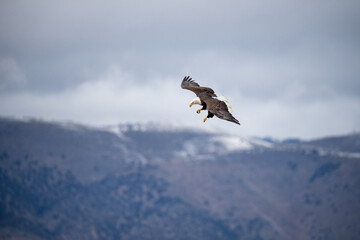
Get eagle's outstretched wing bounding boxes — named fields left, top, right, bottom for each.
left=181, top=76, right=216, bottom=98
left=207, top=100, right=240, bottom=125
left=213, top=108, right=240, bottom=125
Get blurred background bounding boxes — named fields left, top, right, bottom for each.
left=1, top=1, right=360, bottom=240
left=1, top=0, right=359, bottom=139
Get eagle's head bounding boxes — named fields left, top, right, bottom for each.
left=189, top=97, right=201, bottom=108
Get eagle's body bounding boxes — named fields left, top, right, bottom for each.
left=181, top=76, right=240, bottom=125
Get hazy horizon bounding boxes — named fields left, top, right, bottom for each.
left=1, top=115, right=359, bottom=142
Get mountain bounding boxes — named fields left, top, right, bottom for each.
left=0, top=118, right=359, bottom=240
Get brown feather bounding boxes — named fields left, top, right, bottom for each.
left=181, top=76, right=216, bottom=98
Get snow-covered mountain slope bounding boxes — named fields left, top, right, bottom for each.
left=1, top=117, right=359, bottom=240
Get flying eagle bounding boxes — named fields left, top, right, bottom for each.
left=181, top=76, right=240, bottom=125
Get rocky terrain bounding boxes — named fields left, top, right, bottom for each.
left=0, top=118, right=359, bottom=239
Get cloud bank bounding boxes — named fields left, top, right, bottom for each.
left=0, top=0, right=359, bottom=139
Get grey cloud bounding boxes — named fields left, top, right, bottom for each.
left=0, top=0, right=359, bottom=138
left=0, top=57, right=27, bottom=91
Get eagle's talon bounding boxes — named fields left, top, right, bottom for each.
left=196, top=109, right=201, bottom=114
left=203, top=117, right=207, bottom=123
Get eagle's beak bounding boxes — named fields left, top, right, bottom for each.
left=203, top=117, right=207, bottom=123
left=189, top=103, right=194, bottom=108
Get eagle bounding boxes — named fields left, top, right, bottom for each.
left=181, top=76, right=240, bottom=125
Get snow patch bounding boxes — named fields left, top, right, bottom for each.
left=210, top=135, right=253, bottom=151
left=102, top=125, right=125, bottom=138
left=176, top=133, right=274, bottom=159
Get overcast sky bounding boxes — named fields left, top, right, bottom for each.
left=0, top=0, right=359, bottom=139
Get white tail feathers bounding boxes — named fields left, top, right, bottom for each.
left=217, top=95, right=233, bottom=113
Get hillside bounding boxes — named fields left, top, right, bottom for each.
left=0, top=118, right=359, bottom=240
